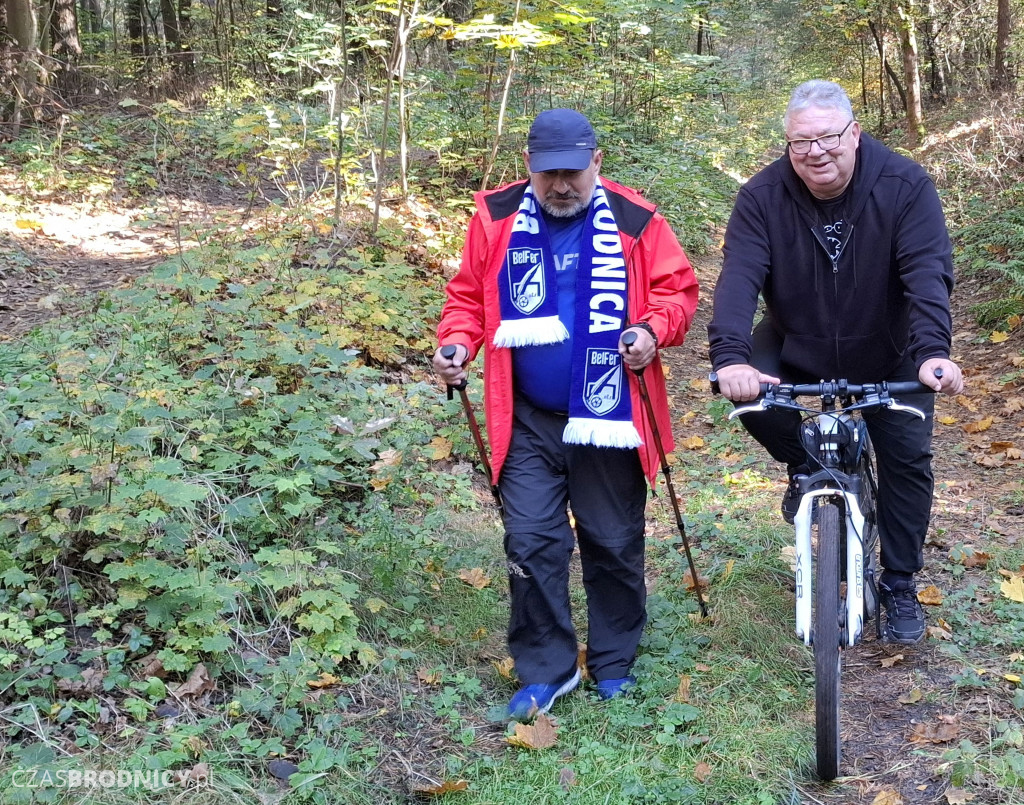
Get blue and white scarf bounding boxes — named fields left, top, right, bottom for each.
left=495, top=181, right=642, bottom=449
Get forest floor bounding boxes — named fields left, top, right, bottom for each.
left=2, top=169, right=1023, bottom=804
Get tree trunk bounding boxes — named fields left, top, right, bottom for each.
left=79, top=0, right=103, bottom=36
left=992, top=0, right=1011, bottom=91
left=923, top=0, right=946, bottom=103
left=50, top=0, right=83, bottom=91
left=5, top=0, right=39, bottom=135
left=896, top=1, right=923, bottom=145
left=126, top=0, right=145, bottom=58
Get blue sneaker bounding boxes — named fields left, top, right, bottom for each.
left=507, top=669, right=581, bottom=721
left=595, top=675, right=636, bottom=700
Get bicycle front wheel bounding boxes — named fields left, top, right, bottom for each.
left=815, top=502, right=842, bottom=780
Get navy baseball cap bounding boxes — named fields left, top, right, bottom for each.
left=527, top=109, right=597, bottom=172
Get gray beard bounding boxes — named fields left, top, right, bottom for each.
left=540, top=197, right=589, bottom=218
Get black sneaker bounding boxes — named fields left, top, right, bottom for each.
left=781, top=475, right=804, bottom=524
left=879, top=577, right=926, bottom=644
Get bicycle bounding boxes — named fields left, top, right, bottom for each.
left=709, top=374, right=937, bottom=780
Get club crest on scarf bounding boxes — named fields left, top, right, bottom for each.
left=583, top=348, right=622, bottom=416
left=496, top=180, right=642, bottom=449
left=508, top=247, right=546, bottom=315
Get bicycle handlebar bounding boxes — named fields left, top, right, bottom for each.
left=708, top=372, right=941, bottom=400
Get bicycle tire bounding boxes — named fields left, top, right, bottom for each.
left=815, top=502, right=842, bottom=781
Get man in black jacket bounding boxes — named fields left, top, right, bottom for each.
left=709, top=80, right=964, bottom=644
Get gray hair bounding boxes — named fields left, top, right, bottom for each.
left=784, top=80, right=855, bottom=129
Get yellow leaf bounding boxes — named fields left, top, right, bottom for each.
left=306, top=672, right=340, bottom=689
left=917, top=585, right=943, bottom=606
left=871, top=789, right=904, bottom=805
left=963, top=416, right=994, bottom=434
left=990, top=331, right=1009, bottom=343
left=680, top=436, right=705, bottom=450
left=1001, top=574, right=1024, bottom=603
left=457, top=567, right=492, bottom=589
left=492, top=657, right=515, bottom=679
left=427, top=436, right=453, bottom=460
left=15, top=218, right=43, bottom=230
left=365, top=597, right=386, bottom=613
left=1003, top=673, right=1021, bottom=684
left=674, top=675, right=692, bottom=703
left=937, top=415, right=958, bottom=425
left=410, top=779, right=469, bottom=794
left=1009, top=314, right=1023, bottom=330
left=507, top=713, right=558, bottom=749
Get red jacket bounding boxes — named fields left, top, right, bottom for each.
left=438, top=177, right=699, bottom=484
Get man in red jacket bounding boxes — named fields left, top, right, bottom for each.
left=434, top=109, right=698, bottom=720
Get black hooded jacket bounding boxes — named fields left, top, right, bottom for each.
left=709, top=132, right=954, bottom=382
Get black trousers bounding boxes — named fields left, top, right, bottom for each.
left=738, top=320, right=935, bottom=575
left=499, top=396, right=647, bottom=685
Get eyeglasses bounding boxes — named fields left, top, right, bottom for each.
left=786, top=120, right=854, bottom=155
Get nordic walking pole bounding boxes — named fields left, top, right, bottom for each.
left=621, top=330, right=709, bottom=617
left=440, top=345, right=503, bottom=513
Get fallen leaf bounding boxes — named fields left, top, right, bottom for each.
left=492, top=657, right=515, bottom=679
left=954, top=549, right=991, bottom=569
left=306, top=672, right=340, bottom=689
left=174, top=663, right=215, bottom=699
left=558, top=767, right=576, bottom=791
left=881, top=653, right=904, bottom=668
left=990, top=331, right=1009, bottom=343
left=909, top=714, right=959, bottom=744
left=963, top=416, right=994, bottom=434
left=680, top=436, right=705, bottom=450
left=695, top=663, right=712, bottom=672
left=576, top=643, right=590, bottom=680
left=416, top=667, right=441, bottom=685
left=177, top=762, right=210, bottom=785
left=937, top=415, right=958, bottom=425
left=944, top=787, right=976, bottom=804
left=675, top=675, right=692, bottom=703
left=917, top=585, right=943, bottom=606
left=898, top=687, right=923, bottom=704
left=427, top=436, right=453, bottom=460
left=267, top=760, right=299, bottom=781
left=871, top=789, right=904, bottom=805
left=458, top=567, right=492, bottom=589
left=927, top=622, right=953, bottom=641
left=975, top=454, right=1002, bottom=468
left=507, top=713, right=558, bottom=749
left=410, top=779, right=469, bottom=794
left=1007, top=448, right=1023, bottom=460
left=1001, top=574, right=1024, bottom=603
left=693, top=762, right=712, bottom=783
left=1004, top=673, right=1021, bottom=684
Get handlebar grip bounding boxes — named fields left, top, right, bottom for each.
left=440, top=345, right=467, bottom=395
